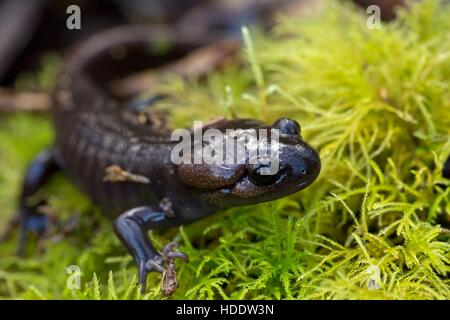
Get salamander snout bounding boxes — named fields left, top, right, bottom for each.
left=229, top=118, right=321, bottom=204
left=276, top=135, right=321, bottom=190
left=272, top=117, right=320, bottom=188
left=247, top=117, right=320, bottom=189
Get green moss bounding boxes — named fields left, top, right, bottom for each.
left=0, top=0, right=449, bottom=299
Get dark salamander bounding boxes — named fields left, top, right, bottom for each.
left=12, top=26, right=321, bottom=294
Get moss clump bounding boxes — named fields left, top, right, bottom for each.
left=0, top=0, right=449, bottom=299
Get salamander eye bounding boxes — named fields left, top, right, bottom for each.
left=248, top=163, right=279, bottom=186
left=272, top=118, right=301, bottom=136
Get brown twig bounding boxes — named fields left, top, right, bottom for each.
left=0, top=88, right=50, bottom=112
left=0, top=39, right=239, bottom=113
left=109, top=37, right=240, bottom=98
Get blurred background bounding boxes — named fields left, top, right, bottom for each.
left=0, top=0, right=406, bottom=88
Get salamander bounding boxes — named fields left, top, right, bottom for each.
left=11, top=26, right=321, bottom=295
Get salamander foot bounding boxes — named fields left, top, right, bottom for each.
left=113, top=207, right=187, bottom=294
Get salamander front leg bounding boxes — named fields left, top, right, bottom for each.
left=113, top=206, right=187, bottom=293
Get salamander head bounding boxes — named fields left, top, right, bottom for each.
left=177, top=118, right=321, bottom=208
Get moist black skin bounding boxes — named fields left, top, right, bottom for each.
left=11, top=26, right=321, bottom=294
